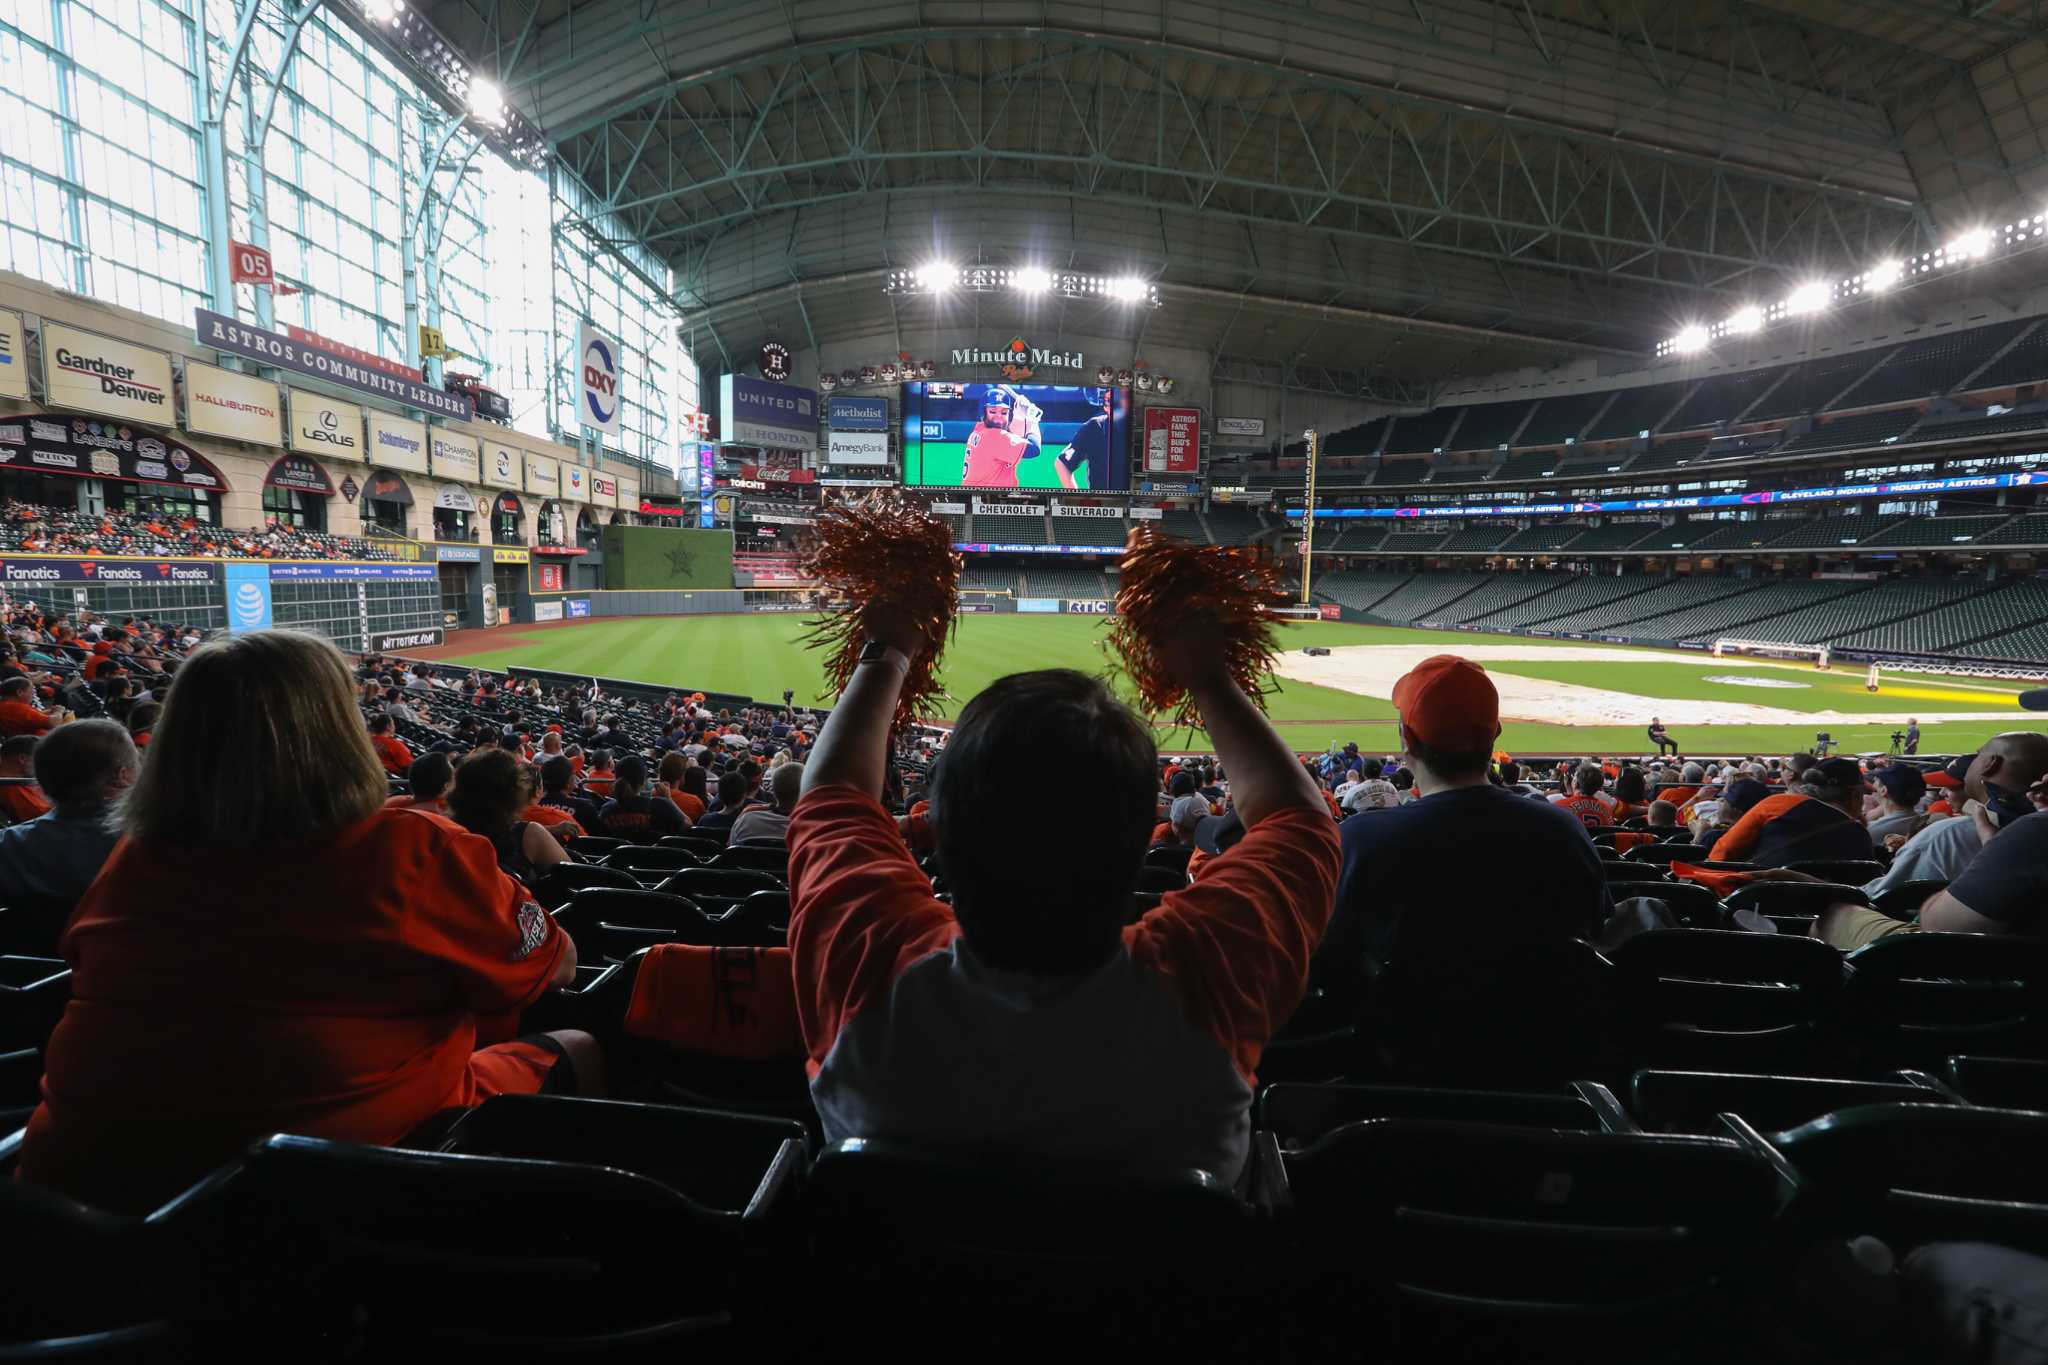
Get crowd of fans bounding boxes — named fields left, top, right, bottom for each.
left=0, top=499, right=400, bottom=560
left=1, top=611, right=2044, bottom=1355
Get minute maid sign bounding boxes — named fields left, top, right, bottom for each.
left=949, top=337, right=1085, bottom=380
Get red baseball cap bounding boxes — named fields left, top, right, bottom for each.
left=1391, top=654, right=1501, bottom=752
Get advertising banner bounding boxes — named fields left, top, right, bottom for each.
left=1142, top=406, right=1202, bottom=475
left=268, top=562, right=438, bottom=580
left=1017, top=598, right=1062, bottom=613
left=182, top=360, right=283, bottom=446
left=262, top=454, right=334, bottom=495
left=615, top=475, right=639, bottom=511
left=0, top=556, right=219, bottom=586
left=827, top=396, right=889, bottom=430
left=1319, top=603, right=1341, bottom=620
left=197, top=309, right=471, bottom=419
left=41, top=324, right=173, bottom=425
left=286, top=324, right=421, bottom=383
left=1049, top=502, right=1125, bottom=519
left=524, top=451, right=560, bottom=495
left=971, top=500, right=1047, bottom=515
left=563, top=464, right=588, bottom=501
left=1065, top=599, right=1114, bottom=614
left=931, top=501, right=967, bottom=515
left=536, top=563, right=563, bottom=592
left=576, top=323, right=623, bottom=435
left=952, top=543, right=1113, bottom=555
left=433, top=485, right=476, bottom=512
left=1216, top=416, right=1265, bottom=438
left=484, top=442, right=521, bottom=490
left=827, top=429, right=889, bottom=465
left=287, top=388, right=362, bottom=461
left=719, top=374, right=818, bottom=450
left=366, top=412, right=429, bottom=473
left=566, top=599, right=592, bottom=618
left=591, top=471, right=618, bottom=507
left=371, top=627, right=445, bottom=651
left=493, top=547, right=531, bottom=565
left=533, top=600, right=564, bottom=622
left=0, top=414, right=227, bottom=491
left=225, top=561, right=273, bottom=633
left=0, top=309, right=27, bottom=401
left=1130, top=505, right=1164, bottom=520
left=430, top=430, right=480, bottom=483
left=435, top=545, right=481, bottom=562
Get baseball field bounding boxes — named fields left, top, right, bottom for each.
left=424, top=615, right=2032, bottom=757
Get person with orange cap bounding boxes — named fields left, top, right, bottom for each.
left=1318, top=654, right=1610, bottom=995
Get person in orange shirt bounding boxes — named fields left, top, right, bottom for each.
left=367, top=713, right=414, bottom=776
left=0, top=734, right=52, bottom=823
left=581, top=749, right=617, bottom=800
left=19, top=630, right=598, bottom=1215
left=0, top=676, right=59, bottom=737
left=126, top=700, right=159, bottom=751
left=658, top=751, right=707, bottom=821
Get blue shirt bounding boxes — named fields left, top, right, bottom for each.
left=1324, top=783, right=1610, bottom=978
left=0, top=806, right=122, bottom=907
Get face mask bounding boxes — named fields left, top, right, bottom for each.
left=1983, top=780, right=2033, bottom=826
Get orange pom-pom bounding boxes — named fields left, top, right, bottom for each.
left=1107, top=525, right=1287, bottom=730
left=798, top=492, right=961, bottom=734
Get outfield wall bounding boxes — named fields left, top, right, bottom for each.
left=599, top=526, right=736, bottom=590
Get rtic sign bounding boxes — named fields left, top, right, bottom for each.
left=1065, top=599, right=1114, bottom=614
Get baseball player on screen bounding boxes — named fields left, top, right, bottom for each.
left=1055, top=387, right=1116, bottom=491
left=961, top=385, right=1043, bottom=487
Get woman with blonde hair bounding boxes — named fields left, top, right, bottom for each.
left=19, top=628, right=599, bottom=1215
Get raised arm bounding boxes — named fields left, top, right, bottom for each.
left=1165, top=633, right=1323, bottom=829
left=800, top=605, right=923, bottom=801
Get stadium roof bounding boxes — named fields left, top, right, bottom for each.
left=407, top=0, right=2048, bottom=393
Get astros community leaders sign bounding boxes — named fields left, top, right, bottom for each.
left=196, top=308, right=472, bottom=421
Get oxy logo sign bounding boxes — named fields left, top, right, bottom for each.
left=577, top=323, right=623, bottom=435
left=224, top=562, right=273, bottom=634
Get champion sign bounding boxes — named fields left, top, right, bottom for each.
left=577, top=323, right=623, bottom=436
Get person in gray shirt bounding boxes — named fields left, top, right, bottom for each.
left=0, top=719, right=137, bottom=936
left=1858, top=733, right=2048, bottom=903
left=1866, top=767, right=1927, bottom=852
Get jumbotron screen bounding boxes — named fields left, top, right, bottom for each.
left=901, top=381, right=1129, bottom=491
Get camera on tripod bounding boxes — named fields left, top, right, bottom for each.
left=1813, top=731, right=1834, bottom=756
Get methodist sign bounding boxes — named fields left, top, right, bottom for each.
left=196, top=308, right=472, bottom=420
left=577, top=323, right=623, bottom=435
left=41, top=324, right=173, bottom=424
left=182, top=360, right=283, bottom=447
left=719, top=374, right=817, bottom=451
left=826, top=396, right=889, bottom=430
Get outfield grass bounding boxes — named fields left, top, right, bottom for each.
left=435, top=615, right=2029, bottom=756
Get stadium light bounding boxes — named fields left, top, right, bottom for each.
left=468, top=77, right=505, bottom=124
left=1948, top=227, right=1994, bottom=261
left=1865, top=258, right=1903, bottom=292
left=1726, top=305, right=1764, bottom=334
left=915, top=261, right=959, bottom=292
left=362, top=0, right=403, bottom=22
left=1671, top=325, right=1710, bottom=355
left=1012, top=266, right=1053, bottom=295
left=883, top=265, right=1160, bottom=306
left=1784, top=280, right=1831, bottom=315
left=1106, top=276, right=1149, bottom=303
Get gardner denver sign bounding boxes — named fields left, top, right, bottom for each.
left=41, top=325, right=174, bottom=425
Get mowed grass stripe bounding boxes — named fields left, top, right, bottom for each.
left=435, top=616, right=2031, bottom=755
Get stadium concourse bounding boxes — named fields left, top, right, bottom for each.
left=18, top=0, right=2048, bottom=1356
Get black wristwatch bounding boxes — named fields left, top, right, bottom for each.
left=858, top=639, right=911, bottom=672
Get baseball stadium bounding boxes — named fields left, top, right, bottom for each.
left=16, top=0, right=2048, bottom=1356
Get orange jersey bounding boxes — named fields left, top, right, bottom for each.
left=962, top=425, right=1030, bottom=487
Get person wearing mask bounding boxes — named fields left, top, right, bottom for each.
left=0, top=719, right=136, bottom=915
left=0, top=733, right=52, bottom=823
left=18, top=630, right=596, bottom=1215
left=385, top=751, right=454, bottom=816
left=789, top=611, right=1338, bottom=1182
left=448, top=749, right=569, bottom=889
left=729, top=761, right=804, bottom=844
left=597, top=754, right=690, bottom=840
left=367, top=713, right=413, bottom=776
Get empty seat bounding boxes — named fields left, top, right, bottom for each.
left=1259, top=1081, right=1631, bottom=1146
left=0, top=1173, right=183, bottom=1355
left=655, top=867, right=786, bottom=912
left=713, top=845, right=788, bottom=878
left=0, top=956, right=70, bottom=1052
left=1135, top=866, right=1189, bottom=894
left=1628, top=1068, right=1952, bottom=1135
left=1943, top=1054, right=2048, bottom=1110
left=160, top=1133, right=750, bottom=1351
left=436, top=1094, right=806, bottom=1214
left=1785, top=859, right=1885, bottom=884
left=604, top=845, right=704, bottom=877
left=1274, top=1119, right=1781, bottom=1361
left=1610, top=929, right=1844, bottom=1072
left=1623, top=842, right=1713, bottom=864
left=1838, top=933, right=2048, bottom=1071
left=1144, top=844, right=1195, bottom=872
left=1603, top=860, right=1672, bottom=883
left=532, top=860, right=642, bottom=909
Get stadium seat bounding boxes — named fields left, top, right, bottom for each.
left=658, top=834, right=726, bottom=860
left=1723, top=880, right=1871, bottom=933
left=730, top=890, right=792, bottom=943
left=159, top=1133, right=750, bottom=1351
left=1144, top=844, right=1196, bottom=872
left=804, top=1137, right=1259, bottom=1351
left=1602, top=860, right=1671, bottom=883
left=604, top=845, right=705, bottom=878
left=533, top=860, right=641, bottom=908
left=0, top=1169, right=185, bottom=1355
left=1943, top=1054, right=2048, bottom=1110
left=1363, top=938, right=1617, bottom=1086
left=1730, top=1103, right=2048, bottom=1254
left=1257, top=1080, right=1633, bottom=1146
left=558, top=888, right=778, bottom=952
left=1872, top=878, right=1946, bottom=915
left=1838, top=934, right=2048, bottom=1071
left=1614, top=880, right=1727, bottom=929
left=1135, top=866, right=1190, bottom=894
left=435, top=1094, right=807, bottom=1214
left=1622, top=843, right=1713, bottom=864
left=655, top=866, right=786, bottom=913
left=712, top=845, right=788, bottom=878
left=1785, top=859, right=1885, bottom=884
left=0, top=956, right=71, bottom=1053
left=1271, top=1119, right=1781, bottom=1361
left=1609, top=930, right=1845, bottom=1072
left=1627, top=1068, right=1953, bottom=1135
left=563, top=834, right=626, bottom=857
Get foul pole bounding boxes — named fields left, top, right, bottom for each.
left=1299, top=427, right=1319, bottom=606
